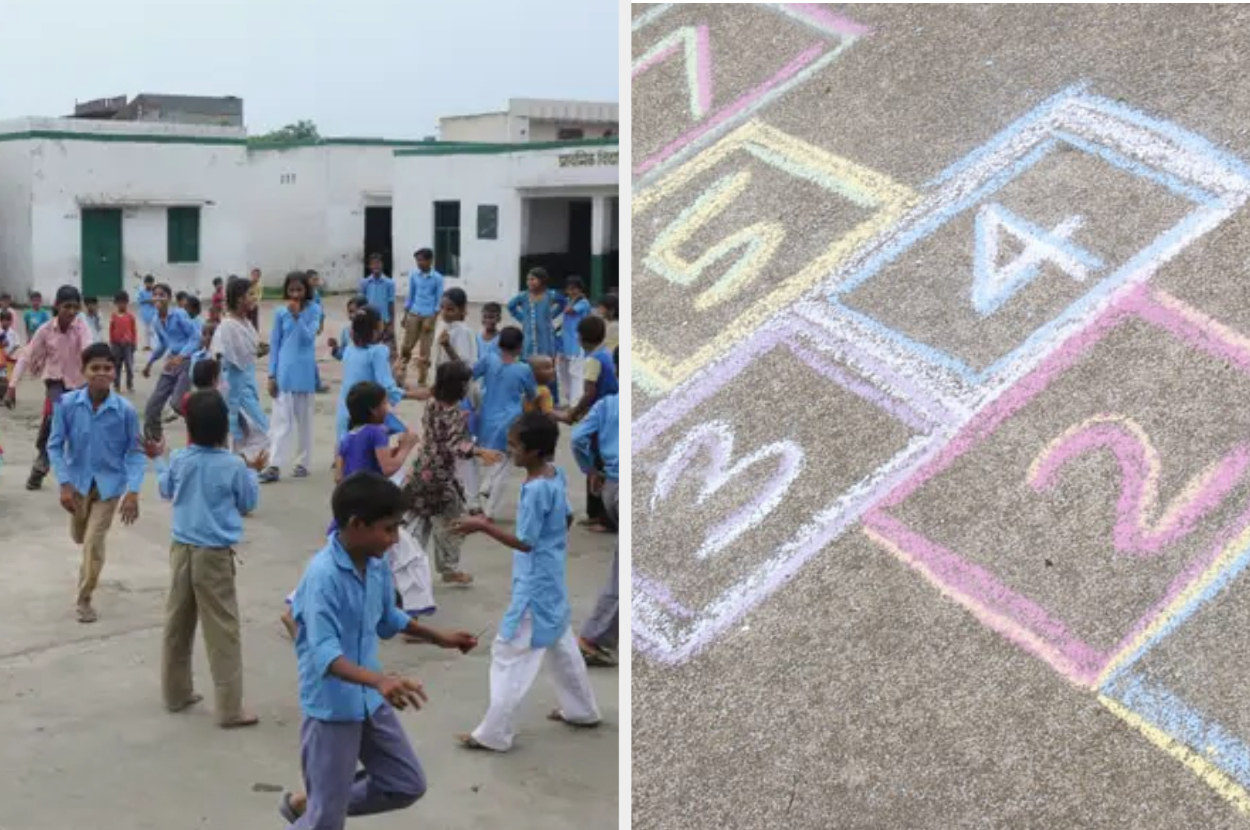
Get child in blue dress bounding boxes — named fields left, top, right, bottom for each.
left=337, top=306, right=413, bottom=441
left=555, top=276, right=591, bottom=406
left=452, top=412, right=600, bottom=751
left=473, top=326, right=537, bottom=519
left=210, top=277, right=269, bottom=462
left=261, top=271, right=322, bottom=482
left=506, top=268, right=566, bottom=399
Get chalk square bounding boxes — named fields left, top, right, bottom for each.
left=863, top=284, right=1250, bottom=689
left=631, top=3, right=869, bottom=183
left=632, top=120, right=915, bottom=395
left=632, top=316, right=942, bottom=664
left=814, top=85, right=1250, bottom=400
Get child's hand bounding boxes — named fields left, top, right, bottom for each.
left=478, top=449, right=504, bottom=465
left=438, top=330, right=450, bottom=347
left=59, top=484, right=80, bottom=514
left=248, top=450, right=270, bottom=472
left=434, top=629, right=479, bottom=653
left=286, top=299, right=301, bottom=315
left=119, top=492, right=140, bottom=525
left=327, top=336, right=338, bottom=350
left=267, top=378, right=278, bottom=399
left=142, top=365, right=151, bottom=379
left=377, top=675, right=427, bottom=711
left=451, top=515, right=490, bottom=536
left=588, top=472, right=606, bottom=495
left=400, top=430, right=421, bottom=448
left=143, top=438, right=166, bottom=459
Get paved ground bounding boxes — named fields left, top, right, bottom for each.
left=633, top=5, right=1250, bottom=828
left=0, top=300, right=617, bottom=829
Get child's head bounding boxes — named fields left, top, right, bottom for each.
left=482, top=302, right=501, bottom=332
left=347, top=294, right=368, bottom=316
left=175, top=290, right=188, bottom=308
left=250, top=267, right=261, bottom=280
left=306, top=269, right=321, bottom=290
left=526, top=267, right=549, bottom=293
left=528, top=354, right=555, bottom=386
left=565, top=275, right=585, bottom=299
left=368, top=254, right=383, bottom=275
left=440, top=287, right=467, bottom=323
left=283, top=270, right=311, bottom=306
left=346, top=380, right=389, bottom=428
left=508, top=412, right=559, bottom=468
left=81, top=342, right=115, bottom=393
left=114, top=290, right=129, bottom=312
left=30, top=291, right=42, bottom=309
left=84, top=296, right=99, bottom=315
left=333, top=472, right=405, bottom=557
left=143, top=274, right=155, bottom=288
left=184, top=295, right=202, bottom=319
left=54, top=285, right=82, bottom=324
left=595, top=293, right=618, bottom=321
left=498, top=325, right=523, bottom=356
left=351, top=305, right=382, bottom=347
left=577, top=314, right=606, bottom=351
left=226, top=276, right=253, bottom=315
left=199, top=320, right=216, bottom=349
left=0, top=309, right=13, bottom=328
left=433, top=360, right=472, bottom=404
left=0, top=292, right=11, bottom=308
left=212, top=276, right=223, bottom=289
left=192, top=357, right=221, bottom=391
left=186, top=389, right=229, bottom=448
left=415, top=248, right=433, bottom=271
left=153, top=283, right=173, bottom=309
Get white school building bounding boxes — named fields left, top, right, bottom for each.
left=0, top=97, right=619, bottom=305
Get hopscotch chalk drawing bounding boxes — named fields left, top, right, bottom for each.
left=861, top=284, right=1250, bottom=688
left=631, top=4, right=870, bottom=184
left=633, top=121, right=915, bottom=395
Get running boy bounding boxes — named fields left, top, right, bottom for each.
left=452, top=413, right=601, bottom=751
left=109, top=291, right=137, bottom=392
left=158, top=390, right=268, bottom=727
left=278, top=472, right=478, bottom=827
left=142, top=283, right=201, bottom=442
left=47, top=342, right=151, bottom=622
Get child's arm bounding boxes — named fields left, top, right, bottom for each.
left=333, top=453, right=344, bottom=484
left=568, top=356, right=602, bottom=422
left=156, top=454, right=177, bottom=500
left=453, top=515, right=531, bottom=551
left=375, top=431, right=418, bottom=476
left=506, top=293, right=525, bottom=322
left=123, top=406, right=149, bottom=497
left=234, top=453, right=265, bottom=515
left=570, top=400, right=602, bottom=475
left=267, top=309, right=284, bottom=396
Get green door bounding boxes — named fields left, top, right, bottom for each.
left=81, top=209, right=123, bottom=297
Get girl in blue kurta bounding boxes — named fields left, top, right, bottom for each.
left=473, top=326, right=537, bottom=519
left=212, top=278, right=270, bottom=461
left=261, top=272, right=322, bottom=482
left=505, top=267, right=566, bottom=372
left=336, top=305, right=412, bottom=440
left=452, top=412, right=601, bottom=752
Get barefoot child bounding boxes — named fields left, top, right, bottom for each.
left=405, top=361, right=503, bottom=586
left=453, top=413, right=601, bottom=751
left=277, top=472, right=478, bottom=827
left=474, top=326, right=537, bottom=519
left=157, top=390, right=267, bottom=727
left=432, top=287, right=482, bottom=511
left=46, top=342, right=152, bottom=622
left=572, top=391, right=620, bottom=667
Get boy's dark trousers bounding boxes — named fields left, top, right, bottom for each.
left=28, top=379, right=70, bottom=489
left=111, top=342, right=135, bottom=390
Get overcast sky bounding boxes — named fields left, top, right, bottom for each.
left=0, top=0, right=619, bottom=138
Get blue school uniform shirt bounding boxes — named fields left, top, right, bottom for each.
left=500, top=466, right=574, bottom=647
left=269, top=303, right=322, bottom=393
left=136, top=288, right=158, bottom=324
left=47, top=388, right=147, bottom=500
left=150, top=308, right=200, bottom=362
left=507, top=291, right=566, bottom=358
left=583, top=346, right=619, bottom=400
left=292, top=535, right=413, bottom=721
left=405, top=268, right=444, bottom=317
left=337, top=342, right=404, bottom=438
left=572, top=394, right=619, bottom=482
left=473, top=353, right=537, bottom=451
left=23, top=307, right=50, bottom=338
left=559, top=298, right=592, bottom=357
left=360, top=274, right=396, bottom=323
left=477, top=332, right=501, bottom=361
left=157, top=446, right=259, bottom=547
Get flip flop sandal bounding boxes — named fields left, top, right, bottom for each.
left=455, top=733, right=497, bottom=751
left=581, top=645, right=618, bottom=668
left=167, top=693, right=203, bottom=713
left=547, top=710, right=602, bottom=729
left=219, top=713, right=260, bottom=729
left=278, top=791, right=302, bottom=823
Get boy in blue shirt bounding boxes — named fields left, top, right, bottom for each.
left=398, top=247, right=443, bottom=387
left=47, top=342, right=152, bottom=623
left=572, top=393, right=619, bottom=667
left=142, top=283, right=202, bottom=442
left=157, top=390, right=268, bottom=726
left=278, top=472, right=478, bottom=827
left=136, top=275, right=157, bottom=350
left=562, top=314, right=619, bottom=532
left=359, top=254, right=396, bottom=355
left=556, top=276, right=591, bottom=406
left=452, top=413, right=601, bottom=752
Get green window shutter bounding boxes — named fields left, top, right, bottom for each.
left=432, top=201, right=461, bottom=276
left=167, top=207, right=200, bottom=263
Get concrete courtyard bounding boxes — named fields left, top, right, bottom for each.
left=0, top=299, right=618, bottom=829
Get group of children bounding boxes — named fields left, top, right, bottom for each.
left=1, top=263, right=620, bottom=829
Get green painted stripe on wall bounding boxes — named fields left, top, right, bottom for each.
left=394, top=137, right=619, bottom=157
left=0, top=129, right=247, bottom=146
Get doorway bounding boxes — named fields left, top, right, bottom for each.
left=363, top=207, right=393, bottom=277
left=81, top=208, right=123, bottom=298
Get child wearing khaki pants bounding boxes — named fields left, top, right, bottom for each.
left=156, top=388, right=268, bottom=727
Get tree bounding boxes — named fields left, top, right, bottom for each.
left=250, top=120, right=320, bottom=145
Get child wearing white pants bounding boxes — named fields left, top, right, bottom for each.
left=259, top=272, right=321, bottom=483
left=267, top=392, right=314, bottom=473
left=454, top=413, right=600, bottom=752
